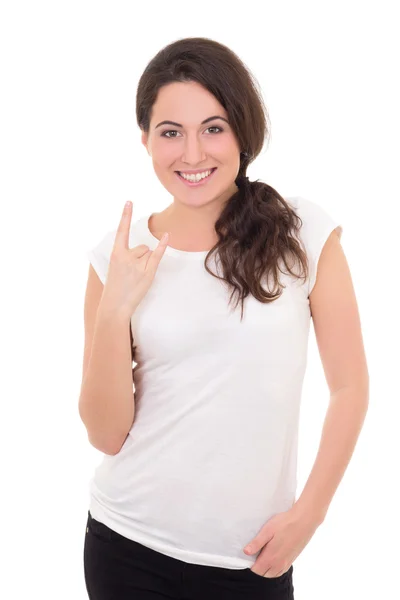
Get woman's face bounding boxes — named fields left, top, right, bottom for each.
left=142, top=81, right=241, bottom=208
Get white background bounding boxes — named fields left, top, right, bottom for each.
left=1, top=1, right=398, bottom=598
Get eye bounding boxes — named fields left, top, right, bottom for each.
left=161, top=126, right=223, bottom=138
left=160, top=130, right=180, bottom=138
left=207, top=126, right=223, bottom=134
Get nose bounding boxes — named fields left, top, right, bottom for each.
left=182, top=136, right=207, bottom=165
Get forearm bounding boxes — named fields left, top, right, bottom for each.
left=293, top=383, right=369, bottom=525
left=79, top=303, right=135, bottom=455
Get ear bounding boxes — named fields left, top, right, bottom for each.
left=141, top=131, right=149, bottom=154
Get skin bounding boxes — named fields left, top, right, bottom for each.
left=141, top=81, right=241, bottom=251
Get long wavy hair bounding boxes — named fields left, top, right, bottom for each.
left=135, top=37, right=309, bottom=322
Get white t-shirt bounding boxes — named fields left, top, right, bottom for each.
left=86, top=195, right=342, bottom=569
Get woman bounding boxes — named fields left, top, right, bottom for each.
left=80, top=37, right=369, bottom=600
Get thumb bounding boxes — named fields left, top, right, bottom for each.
left=243, top=525, right=274, bottom=554
left=243, top=538, right=259, bottom=554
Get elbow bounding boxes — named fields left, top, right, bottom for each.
left=85, top=421, right=132, bottom=455
left=78, top=398, right=134, bottom=455
left=87, top=431, right=127, bottom=456
left=79, top=412, right=128, bottom=456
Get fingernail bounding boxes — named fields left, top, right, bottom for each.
left=125, top=201, right=131, bottom=208
left=161, top=232, right=169, bottom=243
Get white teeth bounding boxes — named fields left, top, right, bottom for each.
left=179, top=169, right=213, bottom=182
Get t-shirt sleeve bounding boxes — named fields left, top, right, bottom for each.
left=86, top=229, right=117, bottom=284
left=293, top=196, right=343, bottom=297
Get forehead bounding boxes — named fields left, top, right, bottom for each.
left=151, top=81, right=227, bottom=123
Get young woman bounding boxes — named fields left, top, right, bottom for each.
left=80, top=36, right=369, bottom=600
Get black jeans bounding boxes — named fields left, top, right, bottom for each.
left=84, top=510, right=294, bottom=599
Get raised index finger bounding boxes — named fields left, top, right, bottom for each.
left=114, top=201, right=133, bottom=251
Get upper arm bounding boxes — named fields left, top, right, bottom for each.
left=309, top=230, right=369, bottom=394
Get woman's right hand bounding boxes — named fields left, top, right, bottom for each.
left=101, top=201, right=169, bottom=317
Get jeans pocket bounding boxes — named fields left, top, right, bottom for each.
left=246, top=565, right=293, bottom=583
left=246, top=568, right=268, bottom=581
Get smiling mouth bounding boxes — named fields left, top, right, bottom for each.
left=176, top=167, right=217, bottom=174
left=175, top=167, right=217, bottom=184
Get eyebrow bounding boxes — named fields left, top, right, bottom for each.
left=155, top=115, right=229, bottom=129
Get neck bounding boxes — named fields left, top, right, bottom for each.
left=165, top=182, right=239, bottom=233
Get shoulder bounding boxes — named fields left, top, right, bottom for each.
left=285, top=195, right=343, bottom=243
left=285, top=196, right=343, bottom=297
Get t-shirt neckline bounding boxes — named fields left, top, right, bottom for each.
left=140, top=213, right=213, bottom=260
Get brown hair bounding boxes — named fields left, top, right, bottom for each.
left=136, top=36, right=309, bottom=321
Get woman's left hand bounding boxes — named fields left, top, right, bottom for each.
left=243, top=505, right=321, bottom=577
